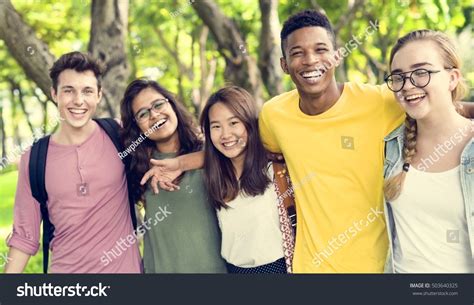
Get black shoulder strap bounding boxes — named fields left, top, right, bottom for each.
left=29, top=135, right=54, bottom=274
left=94, top=118, right=137, bottom=230
left=94, top=118, right=124, bottom=156
left=29, top=119, right=137, bottom=273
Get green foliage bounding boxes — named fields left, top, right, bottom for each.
left=0, top=170, right=43, bottom=273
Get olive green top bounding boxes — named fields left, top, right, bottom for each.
left=143, top=151, right=227, bottom=273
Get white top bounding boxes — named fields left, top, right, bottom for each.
left=217, top=165, right=285, bottom=267
left=391, top=166, right=474, bottom=273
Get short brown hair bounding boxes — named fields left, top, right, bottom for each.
left=49, top=51, right=105, bottom=92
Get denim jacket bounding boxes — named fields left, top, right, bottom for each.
left=382, top=123, right=474, bottom=273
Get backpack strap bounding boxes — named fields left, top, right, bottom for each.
left=29, top=135, right=54, bottom=274
left=29, top=119, right=138, bottom=273
left=94, top=118, right=138, bottom=230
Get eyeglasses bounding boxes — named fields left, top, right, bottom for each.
left=134, top=98, right=169, bottom=122
left=384, top=68, right=442, bottom=92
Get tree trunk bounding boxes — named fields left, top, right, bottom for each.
left=0, top=0, right=55, bottom=102
left=88, top=0, right=130, bottom=118
left=0, top=101, right=6, bottom=161
left=10, top=79, right=35, bottom=135
left=8, top=81, right=20, bottom=147
left=192, top=0, right=263, bottom=106
left=197, top=25, right=216, bottom=113
left=258, top=0, right=283, bottom=97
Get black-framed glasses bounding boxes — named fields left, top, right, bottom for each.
left=134, top=98, right=169, bottom=122
left=384, top=68, right=441, bottom=92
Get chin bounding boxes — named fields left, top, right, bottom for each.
left=66, top=118, right=91, bottom=129
left=405, top=108, right=431, bottom=121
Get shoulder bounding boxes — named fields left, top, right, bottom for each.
left=262, top=89, right=299, bottom=112
left=343, top=82, right=389, bottom=99
left=384, top=124, right=405, bottom=142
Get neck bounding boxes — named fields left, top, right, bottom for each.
left=53, top=120, right=96, bottom=145
left=298, top=81, right=343, bottom=115
left=417, top=105, right=471, bottom=140
left=231, top=153, right=246, bottom=180
left=156, top=132, right=180, bottom=153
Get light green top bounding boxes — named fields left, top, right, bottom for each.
left=143, top=151, right=227, bottom=273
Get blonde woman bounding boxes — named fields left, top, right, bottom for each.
left=383, top=30, right=473, bottom=273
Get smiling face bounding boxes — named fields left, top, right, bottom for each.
left=281, top=26, right=340, bottom=98
left=208, top=102, right=248, bottom=164
left=51, top=69, right=101, bottom=130
left=390, top=40, right=460, bottom=120
left=131, top=87, right=178, bottom=143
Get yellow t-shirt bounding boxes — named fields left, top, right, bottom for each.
left=259, top=82, right=404, bottom=273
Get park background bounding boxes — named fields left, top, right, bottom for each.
left=0, top=0, right=472, bottom=273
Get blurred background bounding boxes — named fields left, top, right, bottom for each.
left=0, top=0, right=472, bottom=273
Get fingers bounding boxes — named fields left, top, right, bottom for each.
left=267, top=152, right=285, bottom=162
left=159, top=180, right=180, bottom=192
left=140, top=169, right=154, bottom=185
left=150, top=175, right=160, bottom=194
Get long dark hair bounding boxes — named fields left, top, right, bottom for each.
left=200, top=86, right=271, bottom=209
left=120, top=78, right=202, bottom=205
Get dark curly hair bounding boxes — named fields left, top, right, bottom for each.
left=280, top=9, right=336, bottom=57
left=120, top=79, right=202, bottom=205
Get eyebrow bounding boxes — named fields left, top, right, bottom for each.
left=289, top=42, right=328, bottom=52
left=391, top=62, right=433, bottom=74
left=60, top=85, right=95, bottom=90
left=136, top=98, right=166, bottom=113
left=209, top=116, right=239, bottom=125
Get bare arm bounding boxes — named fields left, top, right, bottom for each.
left=4, top=247, right=31, bottom=273
left=175, top=151, right=204, bottom=171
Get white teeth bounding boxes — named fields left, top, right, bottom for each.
left=223, top=141, right=237, bottom=147
left=157, top=118, right=167, bottom=127
left=302, top=70, right=322, bottom=78
left=69, top=109, right=87, bottom=114
left=405, top=94, right=426, bottom=101
left=153, top=118, right=167, bottom=129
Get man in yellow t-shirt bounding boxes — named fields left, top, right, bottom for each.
left=258, top=10, right=404, bottom=273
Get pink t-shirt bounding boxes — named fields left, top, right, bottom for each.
left=7, top=122, right=142, bottom=273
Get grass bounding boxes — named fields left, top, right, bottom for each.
left=0, top=170, right=43, bottom=273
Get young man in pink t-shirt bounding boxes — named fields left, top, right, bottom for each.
left=4, top=52, right=141, bottom=273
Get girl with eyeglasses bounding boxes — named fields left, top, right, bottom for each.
left=383, top=30, right=473, bottom=273
left=120, top=79, right=227, bottom=273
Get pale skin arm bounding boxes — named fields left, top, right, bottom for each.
left=4, top=247, right=31, bottom=273
left=141, top=150, right=285, bottom=194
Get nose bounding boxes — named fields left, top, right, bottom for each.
left=402, top=76, right=416, bottom=92
left=220, top=126, right=232, bottom=140
left=149, top=108, right=160, bottom=120
left=302, top=51, right=319, bottom=66
left=72, top=91, right=84, bottom=106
